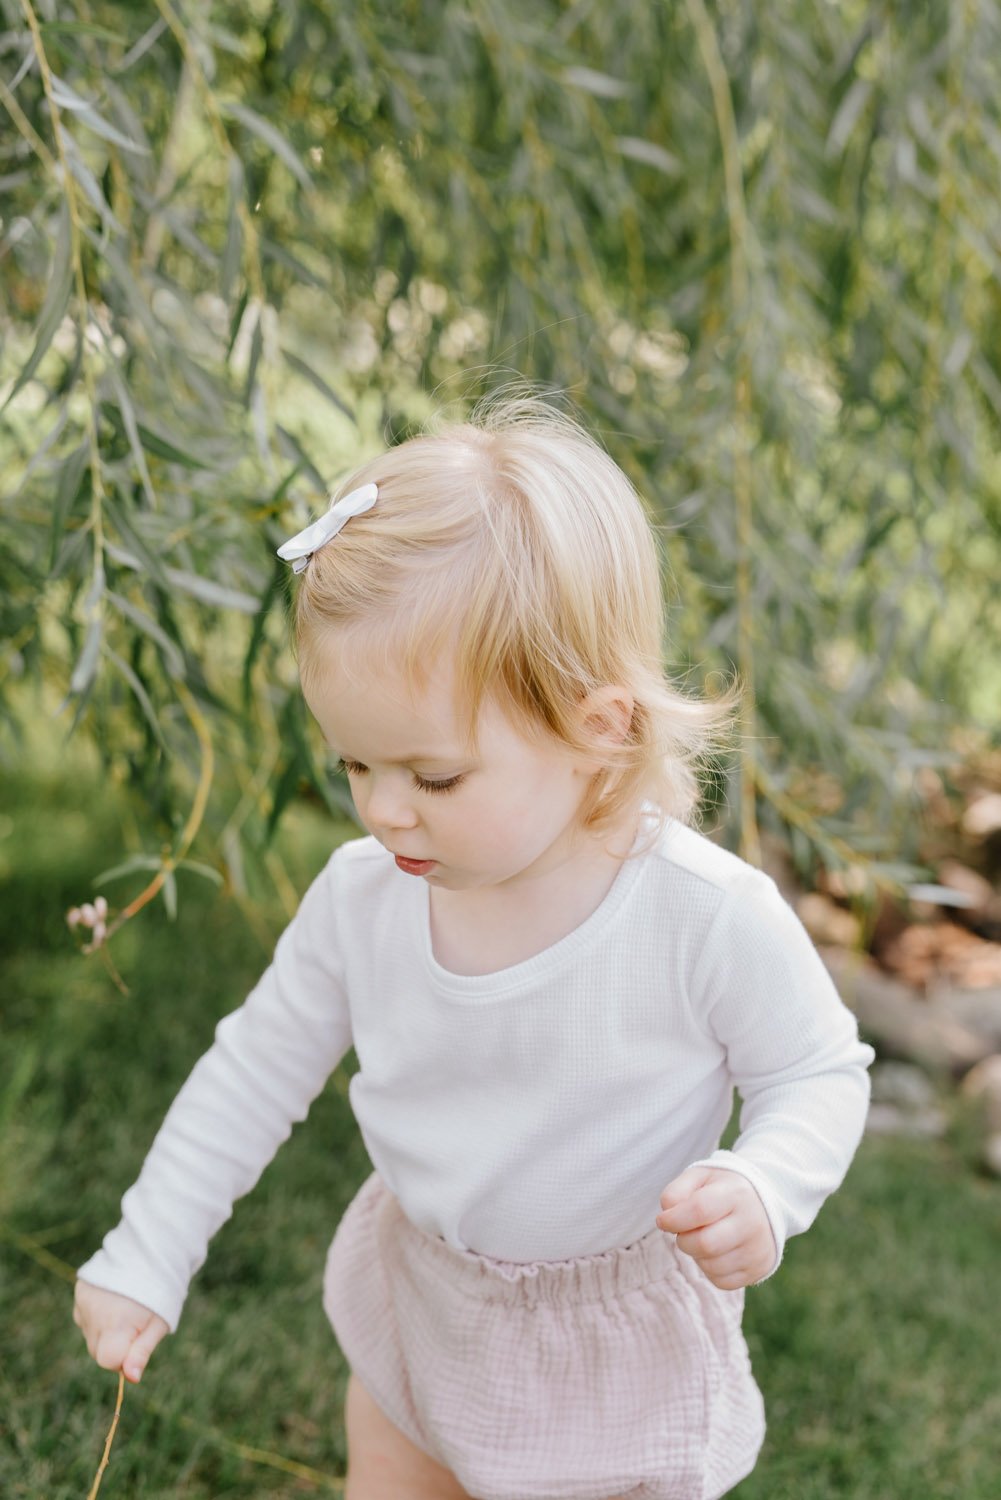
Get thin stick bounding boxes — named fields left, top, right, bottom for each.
left=3, top=1225, right=345, bottom=1491
left=1, top=1225, right=77, bottom=1283
left=171, top=1410, right=344, bottom=1490
left=86, top=1371, right=125, bottom=1500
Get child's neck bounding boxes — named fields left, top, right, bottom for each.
left=427, top=817, right=638, bottom=977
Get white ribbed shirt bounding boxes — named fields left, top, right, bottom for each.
left=78, top=813, right=875, bottom=1332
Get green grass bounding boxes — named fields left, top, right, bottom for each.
left=2, top=760, right=1000, bottom=1498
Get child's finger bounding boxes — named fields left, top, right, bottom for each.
left=687, top=1229, right=776, bottom=1289
left=694, top=1254, right=754, bottom=1291
left=93, top=1327, right=134, bottom=1372
left=672, top=1211, right=743, bottom=1262
left=657, top=1170, right=733, bottom=1233
left=658, top=1165, right=715, bottom=1214
left=123, top=1316, right=168, bottom=1384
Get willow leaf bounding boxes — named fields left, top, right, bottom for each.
left=243, top=314, right=264, bottom=407
left=105, top=646, right=168, bottom=753
left=69, top=615, right=103, bottom=695
left=222, top=156, right=244, bottom=302
left=275, top=425, right=325, bottom=490
left=221, top=101, right=312, bottom=188
left=40, top=21, right=127, bottom=43
left=95, top=854, right=162, bottom=883
left=113, top=17, right=167, bottom=75
left=266, top=757, right=303, bottom=842
left=49, top=442, right=89, bottom=571
left=50, top=74, right=150, bottom=154
left=106, top=589, right=185, bottom=678
left=2, top=203, right=72, bottom=411
left=826, top=77, right=874, bottom=155
left=104, top=360, right=157, bottom=508
left=562, top=66, right=632, bottom=99
left=64, top=144, right=125, bottom=237
left=103, top=494, right=170, bottom=588
left=259, top=238, right=331, bottom=290
left=163, top=568, right=260, bottom=614
left=161, top=869, right=178, bottom=920
left=176, top=859, right=224, bottom=886
left=281, top=348, right=355, bottom=419
left=242, top=557, right=285, bottom=709
left=615, top=137, right=681, bottom=176
left=101, top=405, right=218, bottom=470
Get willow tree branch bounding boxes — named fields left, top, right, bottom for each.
left=141, top=57, right=198, bottom=268
left=684, top=0, right=761, bottom=867
left=152, top=0, right=265, bottom=304
left=19, top=0, right=106, bottom=592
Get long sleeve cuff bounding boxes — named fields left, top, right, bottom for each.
left=686, top=1149, right=788, bottom=1283
left=78, top=1216, right=190, bottom=1333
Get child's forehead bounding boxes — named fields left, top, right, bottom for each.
left=303, top=635, right=551, bottom=759
left=304, top=640, right=472, bottom=745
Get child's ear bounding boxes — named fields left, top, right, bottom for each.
left=577, top=685, right=634, bottom=751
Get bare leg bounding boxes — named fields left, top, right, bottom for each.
left=345, top=1371, right=641, bottom=1500
left=344, top=1373, right=473, bottom=1500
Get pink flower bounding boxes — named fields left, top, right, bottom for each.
left=67, top=895, right=112, bottom=944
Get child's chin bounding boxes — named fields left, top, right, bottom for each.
left=428, top=867, right=477, bottom=888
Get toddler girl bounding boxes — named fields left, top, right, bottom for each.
left=74, top=393, right=875, bottom=1500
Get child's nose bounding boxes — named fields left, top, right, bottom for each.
left=364, top=775, right=420, bottom=832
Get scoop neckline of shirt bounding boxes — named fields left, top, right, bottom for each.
left=417, top=805, right=666, bottom=999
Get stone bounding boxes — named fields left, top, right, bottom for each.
left=936, top=859, right=996, bottom=915
left=983, top=1133, right=1001, bottom=1177
left=820, top=945, right=993, bottom=1076
left=758, top=830, right=800, bottom=905
left=931, top=985, right=1001, bottom=1048
left=962, top=792, right=1001, bottom=838
left=796, top=892, right=862, bottom=948
left=870, top=1061, right=937, bottom=1110
left=959, top=1054, right=1001, bottom=1133
left=880, top=921, right=1001, bottom=991
left=864, top=1101, right=948, bottom=1139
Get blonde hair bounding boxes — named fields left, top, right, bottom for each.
left=291, top=390, right=743, bottom=848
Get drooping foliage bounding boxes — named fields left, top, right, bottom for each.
left=2, top=0, right=999, bottom=920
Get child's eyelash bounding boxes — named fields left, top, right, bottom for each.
left=334, top=759, right=464, bottom=795
left=415, top=774, right=464, bottom=795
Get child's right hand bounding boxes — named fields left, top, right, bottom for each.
left=73, top=1279, right=169, bottom=1383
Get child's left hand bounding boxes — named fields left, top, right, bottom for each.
left=656, top=1166, right=777, bottom=1289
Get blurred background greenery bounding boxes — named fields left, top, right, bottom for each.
left=2, top=0, right=1001, bottom=1495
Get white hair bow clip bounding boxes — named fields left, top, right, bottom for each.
left=276, top=482, right=379, bottom=573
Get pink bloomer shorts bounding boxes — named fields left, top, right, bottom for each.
left=322, top=1173, right=766, bottom=1500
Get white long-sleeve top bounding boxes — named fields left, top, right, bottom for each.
left=78, top=812, right=875, bottom=1332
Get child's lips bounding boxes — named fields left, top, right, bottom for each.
left=394, top=855, right=436, bottom=876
